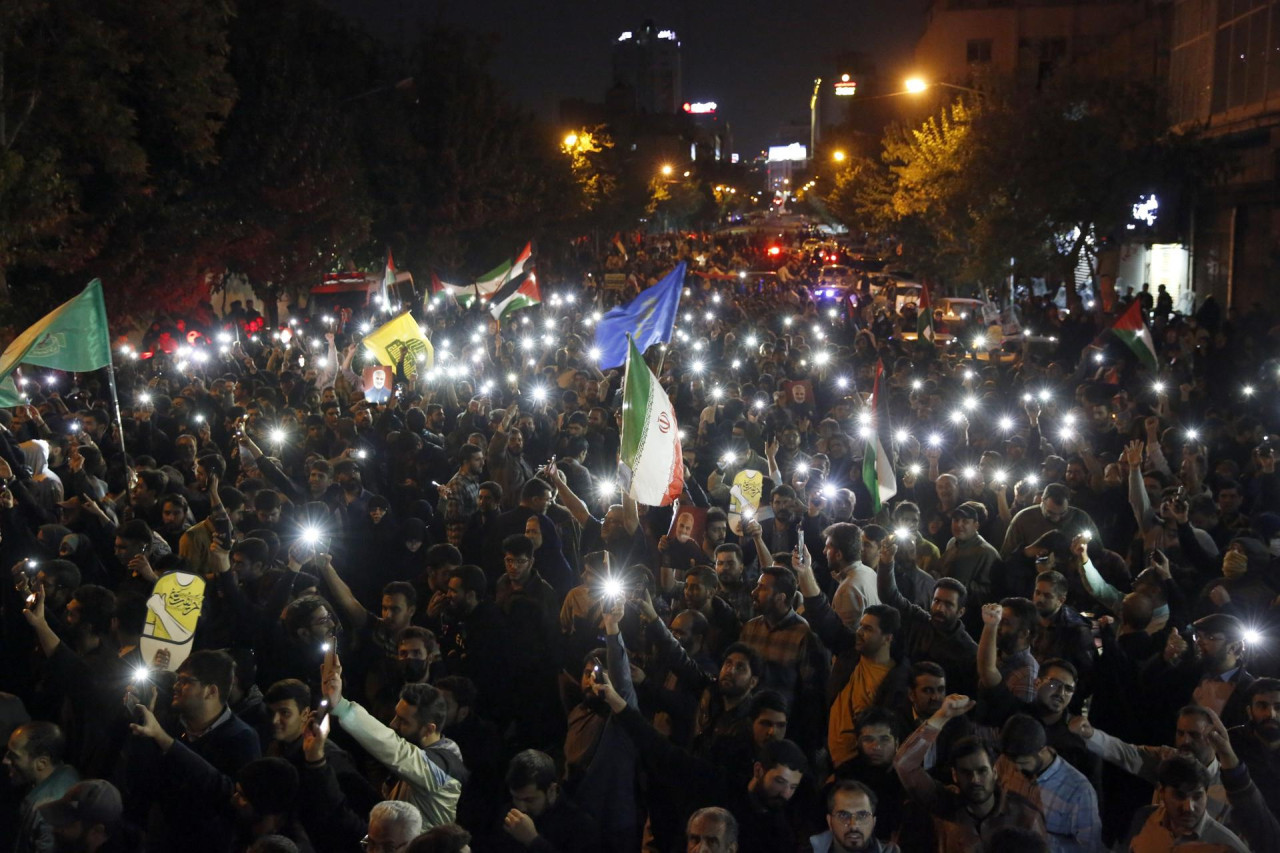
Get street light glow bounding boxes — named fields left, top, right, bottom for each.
left=904, top=77, right=929, bottom=94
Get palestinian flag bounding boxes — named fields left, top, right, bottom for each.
left=619, top=337, right=683, bottom=506
left=1108, top=300, right=1158, bottom=372
left=916, top=284, right=935, bottom=347
left=445, top=242, right=533, bottom=308
left=861, top=360, right=898, bottom=515
left=429, top=271, right=460, bottom=309
left=489, top=270, right=542, bottom=325
left=612, top=232, right=628, bottom=261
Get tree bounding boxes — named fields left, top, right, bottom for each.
left=0, top=0, right=235, bottom=320
left=361, top=27, right=579, bottom=282
left=827, top=73, right=1224, bottom=303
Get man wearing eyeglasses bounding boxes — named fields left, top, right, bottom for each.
left=362, top=800, right=423, bottom=853
left=809, top=779, right=899, bottom=853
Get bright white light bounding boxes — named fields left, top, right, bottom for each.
left=1152, top=381, right=1165, bottom=394
left=1243, top=629, right=1262, bottom=646
left=692, top=340, right=705, bottom=352
left=301, top=527, right=322, bottom=545
left=828, top=308, right=838, bottom=319
left=911, top=379, right=923, bottom=391
left=1037, top=389, right=1051, bottom=402
left=857, top=410, right=873, bottom=426
left=588, top=347, right=601, bottom=361
left=836, top=376, right=849, bottom=389
left=690, top=360, right=705, bottom=374
left=745, top=335, right=758, bottom=348
left=134, top=667, right=150, bottom=682
left=531, top=387, right=548, bottom=403
left=683, top=312, right=693, bottom=323
left=814, top=351, right=830, bottom=366
left=217, top=333, right=232, bottom=344
left=927, top=432, right=942, bottom=447
left=908, top=464, right=922, bottom=476
left=894, top=527, right=911, bottom=540
left=971, top=336, right=985, bottom=350
left=1243, top=385, right=1256, bottom=397
left=731, top=359, right=742, bottom=370
left=962, top=396, right=978, bottom=412
left=1058, top=428, right=1075, bottom=442
left=597, top=480, right=617, bottom=497
left=506, top=373, right=518, bottom=383
left=139, top=392, right=152, bottom=404
left=704, top=311, right=715, bottom=322
left=998, top=416, right=1014, bottom=432
left=194, top=414, right=205, bottom=423
left=949, top=411, right=965, bottom=425
left=894, top=429, right=909, bottom=443
left=521, top=338, right=535, bottom=351
left=797, top=462, right=810, bottom=473
left=962, top=467, right=977, bottom=480
left=993, top=469, right=1008, bottom=484
left=1093, top=352, right=1104, bottom=363
left=783, top=317, right=793, bottom=327
left=1025, top=473, right=1040, bottom=486
left=821, top=483, right=837, bottom=498
left=710, top=387, right=724, bottom=401
left=1186, top=429, right=1200, bottom=442
left=857, top=424, right=873, bottom=438
left=602, top=577, right=624, bottom=599
left=270, top=428, right=286, bottom=444
left=1063, top=413, right=1076, bottom=427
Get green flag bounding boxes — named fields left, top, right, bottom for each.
left=0, top=279, right=112, bottom=405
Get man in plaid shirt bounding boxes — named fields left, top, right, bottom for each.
left=995, top=713, right=1102, bottom=853
left=738, top=564, right=829, bottom=751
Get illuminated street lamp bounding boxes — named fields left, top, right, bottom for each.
left=660, top=164, right=674, bottom=177
left=904, top=77, right=982, bottom=96
left=563, top=132, right=578, bottom=148
left=832, top=150, right=847, bottom=163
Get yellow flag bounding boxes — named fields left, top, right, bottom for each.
left=362, top=313, right=434, bottom=378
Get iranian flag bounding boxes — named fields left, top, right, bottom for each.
left=916, top=284, right=935, bottom=346
left=489, top=270, right=542, bottom=325
left=861, top=360, right=898, bottom=515
left=619, top=337, right=683, bottom=506
left=1108, top=301, right=1158, bottom=372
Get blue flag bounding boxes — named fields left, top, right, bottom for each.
left=593, top=263, right=685, bottom=369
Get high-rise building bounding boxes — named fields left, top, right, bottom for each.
left=613, top=21, right=682, bottom=115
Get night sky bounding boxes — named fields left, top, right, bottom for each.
left=330, top=0, right=929, bottom=155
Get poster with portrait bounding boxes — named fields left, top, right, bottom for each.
left=782, top=379, right=816, bottom=413
left=666, top=500, right=709, bottom=546
left=363, top=365, right=394, bottom=404
left=727, top=469, right=765, bottom=536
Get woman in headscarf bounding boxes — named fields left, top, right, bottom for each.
left=19, top=440, right=63, bottom=515
left=523, top=513, right=575, bottom=600
left=58, top=532, right=109, bottom=587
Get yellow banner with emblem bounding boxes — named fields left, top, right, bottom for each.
left=362, top=312, right=434, bottom=378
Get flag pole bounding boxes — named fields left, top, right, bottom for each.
left=103, top=357, right=128, bottom=463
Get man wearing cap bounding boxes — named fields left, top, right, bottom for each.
left=1143, top=612, right=1258, bottom=730
left=37, top=779, right=127, bottom=853
left=999, top=483, right=1099, bottom=562
left=938, top=502, right=998, bottom=622
left=995, top=714, right=1101, bottom=853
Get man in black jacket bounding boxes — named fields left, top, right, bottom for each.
left=490, top=749, right=600, bottom=853
left=123, top=650, right=261, bottom=853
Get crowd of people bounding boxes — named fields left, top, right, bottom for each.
left=1, top=231, right=1279, bottom=853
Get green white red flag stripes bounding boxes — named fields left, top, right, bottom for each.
left=861, top=360, right=897, bottom=515
left=917, top=284, right=935, bottom=346
left=619, top=337, right=683, bottom=506
left=382, top=249, right=396, bottom=304
left=488, top=271, right=542, bottom=324
left=1108, top=300, right=1158, bottom=372
left=437, top=242, right=534, bottom=308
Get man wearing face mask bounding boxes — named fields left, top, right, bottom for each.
left=1197, top=537, right=1275, bottom=626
